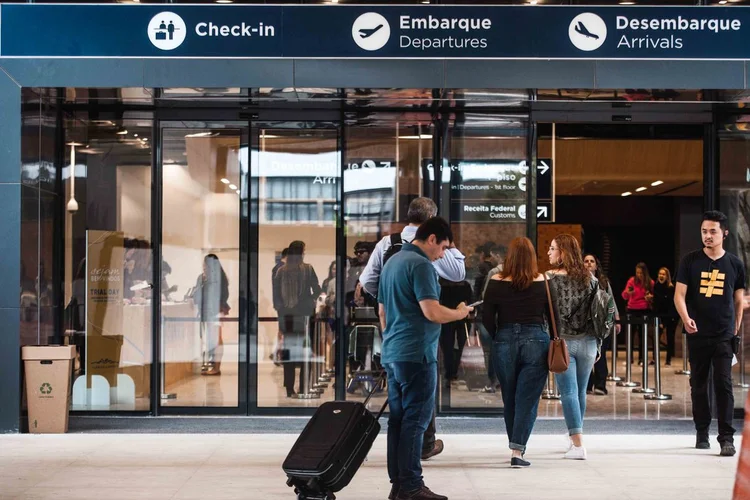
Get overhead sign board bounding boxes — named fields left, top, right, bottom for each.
left=3, top=5, right=750, bottom=59
left=440, top=159, right=555, bottom=224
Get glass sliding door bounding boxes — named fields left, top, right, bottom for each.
left=439, top=113, right=529, bottom=412
left=251, top=124, right=341, bottom=408
left=63, top=111, right=155, bottom=412
left=718, top=116, right=750, bottom=410
left=342, top=114, right=433, bottom=411
left=159, top=123, right=247, bottom=410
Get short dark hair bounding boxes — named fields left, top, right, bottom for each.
left=414, top=217, right=453, bottom=245
left=281, top=248, right=289, bottom=258
left=702, top=210, right=729, bottom=232
left=490, top=244, right=508, bottom=256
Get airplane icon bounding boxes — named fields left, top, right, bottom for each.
left=574, top=21, right=599, bottom=40
left=359, top=24, right=384, bottom=39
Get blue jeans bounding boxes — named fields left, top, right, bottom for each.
left=555, top=336, right=598, bottom=435
left=478, top=323, right=499, bottom=385
left=493, top=324, right=550, bottom=452
left=384, top=361, right=437, bottom=493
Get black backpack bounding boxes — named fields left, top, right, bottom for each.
left=382, top=233, right=403, bottom=267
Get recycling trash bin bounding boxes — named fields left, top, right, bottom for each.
left=22, top=345, right=76, bottom=433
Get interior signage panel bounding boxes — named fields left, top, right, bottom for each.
left=443, top=159, right=554, bottom=224
left=3, top=5, right=750, bottom=59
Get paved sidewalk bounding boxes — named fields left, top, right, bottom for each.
left=0, top=433, right=739, bottom=500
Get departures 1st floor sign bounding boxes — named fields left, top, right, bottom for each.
left=2, top=5, right=750, bottom=59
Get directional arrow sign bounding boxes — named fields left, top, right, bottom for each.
left=538, top=160, right=550, bottom=176
left=537, top=200, right=553, bottom=223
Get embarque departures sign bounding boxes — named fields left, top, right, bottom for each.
left=2, top=5, right=750, bottom=59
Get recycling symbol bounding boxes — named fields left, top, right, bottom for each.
left=40, top=383, right=52, bottom=395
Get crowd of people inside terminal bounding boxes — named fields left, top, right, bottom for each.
left=270, top=201, right=744, bottom=499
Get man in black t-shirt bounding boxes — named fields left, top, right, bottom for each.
left=675, top=211, right=746, bottom=457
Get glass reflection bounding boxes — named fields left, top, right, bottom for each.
left=160, top=126, right=243, bottom=408
left=254, top=127, right=340, bottom=408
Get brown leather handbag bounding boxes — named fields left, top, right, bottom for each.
left=545, top=274, right=570, bottom=374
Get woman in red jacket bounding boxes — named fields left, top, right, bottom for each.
left=621, top=262, right=654, bottom=366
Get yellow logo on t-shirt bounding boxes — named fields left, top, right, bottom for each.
left=700, top=270, right=725, bottom=297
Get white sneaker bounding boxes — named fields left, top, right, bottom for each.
left=563, top=433, right=572, bottom=451
left=564, top=445, right=587, bottom=460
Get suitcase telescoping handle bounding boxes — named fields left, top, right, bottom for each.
left=362, top=371, right=389, bottom=421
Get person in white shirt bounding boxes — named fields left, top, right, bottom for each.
left=359, top=197, right=466, bottom=464
left=359, top=198, right=466, bottom=298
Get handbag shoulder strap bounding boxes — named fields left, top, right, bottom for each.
left=544, top=273, right=559, bottom=340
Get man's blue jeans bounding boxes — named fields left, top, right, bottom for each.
left=384, top=360, right=437, bottom=493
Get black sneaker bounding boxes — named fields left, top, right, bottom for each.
left=511, top=457, right=531, bottom=468
left=721, top=443, right=737, bottom=457
left=395, top=486, right=448, bottom=500
left=388, top=484, right=400, bottom=500
left=593, top=387, right=608, bottom=395
left=421, top=439, right=444, bottom=460
left=696, top=435, right=710, bottom=450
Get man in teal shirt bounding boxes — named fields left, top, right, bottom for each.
left=378, top=217, right=472, bottom=500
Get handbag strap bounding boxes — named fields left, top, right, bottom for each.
left=544, top=273, right=559, bottom=340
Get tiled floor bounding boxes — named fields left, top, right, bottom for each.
left=0, top=433, right=739, bottom=499
left=157, top=346, right=750, bottom=419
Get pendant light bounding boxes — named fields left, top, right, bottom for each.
left=67, top=142, right=83, bottom=212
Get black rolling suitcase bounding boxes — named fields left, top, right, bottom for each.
left=282, top=381, right=388, bottom=500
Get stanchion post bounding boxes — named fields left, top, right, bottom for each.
left=542, top=373, right=561, bottom=400
left=312, top=321, right=329, bottom=390
left=607, top=318, right=621, bottom=382
left=633, top=316, right=655, bottom=394
left=646, top=316, right=672, bottom=401
left=676, top=330, right=691, bottom=376
left=736, top=324, right=749, bottom=388
left=296, top=317, right=321, bottom=400
left=617, top=315, right=640, bottom=388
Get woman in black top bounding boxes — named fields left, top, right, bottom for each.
left=483, top=237, right=559, bottom=468
left=652, top=267, right=678, bottom=366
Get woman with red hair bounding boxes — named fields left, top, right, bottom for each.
left=483, top=237, right=559, bottom=468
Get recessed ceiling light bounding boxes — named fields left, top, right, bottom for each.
left=528, top=0, right=538, bottom=4
left=619, top=1, right=636, bottom=4
left=133, top=133, right=138, bottom=138
left=221, top=178, right=230, bottom=184
left=399, top=134, right=433, bottom=140
left=116, top=129, right=128, bottom=135
left=621, top=192, right=632, bottom=197
left=216, top=0, right=233, bottom=3
left=651, top=180, right=664, bottom=186
left=635, top=187, right=647, bottom=192
left=719, top=0, right=728, bottom=4
left=421, top=0, right=430, bottom=3
left=236, top=189, right=241, bottom=195
left=229, top=184, right=238, bottom=190
left=185, top=132, right=213, bottom=138
left=330, top=0, right=339, bottom=3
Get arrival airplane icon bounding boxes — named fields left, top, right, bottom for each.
left=574, top=21, right=599, bottom=40
left=359, top=24, right=384, bottom=39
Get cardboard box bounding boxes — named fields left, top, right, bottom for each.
left=22, top=345, right=75, bottom=434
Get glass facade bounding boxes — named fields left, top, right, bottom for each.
left=16, top=85, right=750, bottom=419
